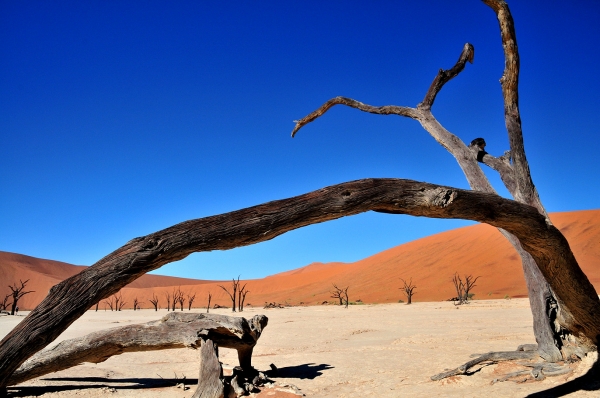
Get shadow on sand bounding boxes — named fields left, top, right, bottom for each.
left=6, top=376, right=196, bottom=397
left=267, top=363, right=333, bottom=380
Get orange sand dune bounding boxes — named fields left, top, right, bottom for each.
left=1, top=210, right=599, bottom=310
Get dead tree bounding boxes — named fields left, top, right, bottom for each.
left=171, top=287, right=181, bottom=312
left=132, top=298, right=140, bottom=311
left=176, top=291, right=186, bottom=311
left=400, top=278, right=416, bottom=305
left=103, top=296, right=115, bottom=311
left=331, top=284, right=349, bottom=308
left=149, top=294, right=159, bottom=311
left=464, top=275, right=481, bottom=302
left=7, top=280, right=33, bottom=316
left=206, top=292, right=212, bottom=313
left=0, top=294, right=12, bottom=313
left=7, top=312, right=269, bottom=393
left=1, top=1, right=600, bottom=387
left=187, top=292, right=196, bottom=311
left=238, top=284, right=249, bottom=312
left=290, top=0, right=596, bottom=368
left=219, top=276, right=240, bottom=312
left=451, top=273, right=467, bottom=305
left=164, top=292, right=171, bottom=312
left=116, top=294, right=126, bottom=312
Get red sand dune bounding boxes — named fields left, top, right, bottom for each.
left=1, top=210, right=599, bottom=310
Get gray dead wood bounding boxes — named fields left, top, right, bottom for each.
left=193, top=338, right=224, bottom=398
left=8, top=312, right=267, bottom=386
left=2, top=179, right=600, bottom=388
left=290, top=0, right=592, bottom=365
left=431, top=350, right=540, bottom=381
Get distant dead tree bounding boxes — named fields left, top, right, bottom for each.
left=331, top=284, right=349, bottom=308
left=164, top=292, right=172, bottom=312
left=8, top=280, right=34, bottom=316
left=219, top=276, right=241, bottom=312
left=1, top=294, right=12, bottom=313
left=206, top=292, right=212, bottom=313
left=187, top=292, right=196, bottom=311
left=104, top=296, right=115, bottom=311
left=238, top=284, right=249, bottom=312
left=149, top=294, right=159, bottom=311
left=464, top=274, right=481, bottom=302
left=451, top=273, right=480, bottom=305
left=400, top=278, right=417, bottom=305
left=132, top=297, right=140, bottom=311
left=115, top=293, right=126, bottom=311
left=175, top=289, right=186, bottom=311
left=95, top=302, right=99, bottom=312
left=171, top=287, right=183, bottom=311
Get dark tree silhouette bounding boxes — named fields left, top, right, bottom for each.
left=187, top=292, right=196, bottom=311
left=132, top=297, right=140, bottom=311
left=7, top=280, right=33, bottom=316
left=238, top=284, right=249, bottom=312
left=164, top=292, right=171, bottom=312
left=219, top=276, right=241, bottom=312
left=331, top=284, right=349, bottom=308
left=0, top=294, right=12, bottom=313
left=149, top=294, right=160, bottom=311
left=206, top=292, right=212, bottom=314
left=400, top=278, right=417, bottom=305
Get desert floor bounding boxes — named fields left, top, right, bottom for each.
left=2, top=299, right=599, bottom=398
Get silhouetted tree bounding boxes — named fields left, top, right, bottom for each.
left=400, top=278, right=416, bottom=305
left=331, top=284, right=349, bottom=308
left=164, top=292, right=172, bottom=312
left=238, top=284, right=249, bottom=312
left=187, top=292, right=196, bottom=311
left=149, top=294, right=159, bottom=311
left=0, top=294, right=12, bottom=313
left=8, top=280, right=33, bottom=316
left=219, top=276, right=240, bottom=312
left=133, top=297, right=140, bottom=311
left=206, top=292, right=212, bottom=313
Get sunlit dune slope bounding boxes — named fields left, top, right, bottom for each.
left=2, top=210, right=598, bottom=310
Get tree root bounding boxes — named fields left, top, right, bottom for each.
left=432, top=345, right=576, bottom=382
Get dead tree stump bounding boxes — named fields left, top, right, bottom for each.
left=193, top=338, right=224, bottom=398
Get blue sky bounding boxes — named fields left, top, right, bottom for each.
left=1, top=1, right=599, bottom=280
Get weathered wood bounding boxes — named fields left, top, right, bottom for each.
left=1, top=178, right=600, bottom=387
left=290, top=0, right=576, bottom=363
left=431, top=350, right=540, bottom=381
left=192, top=339, right=224, bottom=398
left=8, top=312, right=267, bottom=386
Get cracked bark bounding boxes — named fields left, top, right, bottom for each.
left=2, top=179, right=599, bottom=388
left=290, top=0, right=580, bottom=364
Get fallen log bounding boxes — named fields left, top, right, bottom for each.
left=8, top=312, right=268, bottom=387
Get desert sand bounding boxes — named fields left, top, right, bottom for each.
left=2, top=299, right=599, bottom=397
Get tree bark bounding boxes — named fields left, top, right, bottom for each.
left=192, top=339, right=224, bottom=398
left=1, top=178, right=599, bottom=388
left=7, top=312, right=268, bottom=386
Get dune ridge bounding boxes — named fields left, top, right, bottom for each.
left=1, top=209, right=598, bottom=310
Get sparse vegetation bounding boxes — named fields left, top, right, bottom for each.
left=7, top=280, right=33, bottom=315
left=219, top=276, right=241, bottom=312
left=400, top=278, right=416, bottom=305
left=331, top=284, right=349, bottom=308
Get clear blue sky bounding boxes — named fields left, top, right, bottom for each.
left=1, top=1, right=599, bottom=280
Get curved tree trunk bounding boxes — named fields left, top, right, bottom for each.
left=1, top=178, right=599, bottom=388
left=289, top=0, right=574, bottom=363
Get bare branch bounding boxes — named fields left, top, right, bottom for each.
left=291, top=96, right=417, bottom=137
left=2, top=178, right=599, bottom=385
left=419, top=43, right=475, bottom=110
